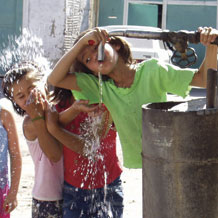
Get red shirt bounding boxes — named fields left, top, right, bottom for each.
left=56, top=103, right=122, bottom=189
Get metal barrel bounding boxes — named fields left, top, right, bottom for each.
left=206, top=68, right=218, bottom=108
left=142, top=100, right=218, bottom=218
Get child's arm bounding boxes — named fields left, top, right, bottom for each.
left=45, top=105, right=84, bottom=154
left=1, top=108, right=21, bottom=214
left=191, top=27, right=218, bottom=88
left=24, top=89, right=62, bottom=162
left=47, top=28, right=108, bottom=90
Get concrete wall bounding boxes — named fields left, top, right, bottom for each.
left=64, top=0, right=88, bottom=51
left=22, top=0, right=92, bottom=66
left=23, top=0, right=66, bottom=66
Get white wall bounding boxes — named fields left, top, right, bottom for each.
left=23, top=0, right=66, bottom=65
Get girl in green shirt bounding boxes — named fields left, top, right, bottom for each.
left=48, top=27, right=218, bottom=168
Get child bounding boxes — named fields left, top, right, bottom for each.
left=0, top=98, right=21, bottom=218
left=2, top=62, right=66, bottom=218
left=47, top=87, right=123, bottom=218
left=47, top=26, right=218, bottom=169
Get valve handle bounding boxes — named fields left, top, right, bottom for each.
left=171, top=47, right=197, bottom=68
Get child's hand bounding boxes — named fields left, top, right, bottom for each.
left=81, top=28, right=110, bottom=46
left=72, top=100, right=99, bottom=114
left=45, top=104, right=59, bottom=133
left=3, top=193, right=17, bottom=214
left=25, top=88, right=46, bottom=119
left=198, top=27, right=218, bottom=46
left=88, top=104, right=105, bottom=117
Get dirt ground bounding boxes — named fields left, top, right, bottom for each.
left=11, top=114, right=143, bottom=218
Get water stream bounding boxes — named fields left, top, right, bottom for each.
left=98, top=71, right=103, bottom=106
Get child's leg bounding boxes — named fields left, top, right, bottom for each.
left=62, top=182, right=85, bottom=218
left=63, top=180, right=123, bottom=218
left=63, top=181, right=108, bottom=218
left=32, top=198, right=63, bottom=218
left=106, top=176, right=124, bottom=218
left=0, top=184, right=10, bottom=218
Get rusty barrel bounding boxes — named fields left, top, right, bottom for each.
left=142, top=99, right=218, bottom=218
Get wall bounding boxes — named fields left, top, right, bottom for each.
left=23, top=0, right=66, bottom=66
left=64, top=0, right=89, bottom=51
left=22, top=0, right=91, bottom=65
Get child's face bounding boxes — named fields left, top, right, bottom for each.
left=77, top=43, right=119, bottom=76
left=11, top=74, right=37, bottom=111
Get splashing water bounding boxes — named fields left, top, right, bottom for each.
left=0, top=28, right=52, bottom=111
left=0, top=28, right=51, bottom=79
left=25, top=90, right=35, bottom=106
left=98, top=71, right=103, bottom=106
left=97, top=41, right=104, bottom=106
left=82, top=115, right=102, bottom=159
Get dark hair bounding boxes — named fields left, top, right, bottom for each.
left=47, top=85, right=73, bottom=108
left=2, top=62, right=43, bottom=116
left=73, top=29, right=133, bottom=80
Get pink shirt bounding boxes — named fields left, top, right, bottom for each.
left=26, top=138, right=64, bottom=201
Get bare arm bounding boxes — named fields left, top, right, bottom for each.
left=47, top=47, right=82, bottom=91
left=1, top=108, right=21, bottom=214
left=191, top=27, right=218, bottom=87
left=25, top=117, right=63, bottom=162
left=45, top=106, right=84, bottom=154
left=24, top=89, right=62, bottom=162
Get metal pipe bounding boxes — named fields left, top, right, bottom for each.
left=206, top=68, right=218, bottom=109
left=108, top=29, right=169, bottom=41
left=97, top=41, right=105, bottom=62
left=108, top=29, right=218, bottom=45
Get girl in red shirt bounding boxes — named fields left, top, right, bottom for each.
left=49, top=87, right=123, bottom=218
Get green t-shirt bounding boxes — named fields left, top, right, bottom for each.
left=73, top=58, right=196, bottom=168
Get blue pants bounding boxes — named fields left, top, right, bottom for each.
left=63, top=176, right=124, bottom=218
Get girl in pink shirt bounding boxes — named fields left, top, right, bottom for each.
left=2, top=62, right=84, bottom=218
